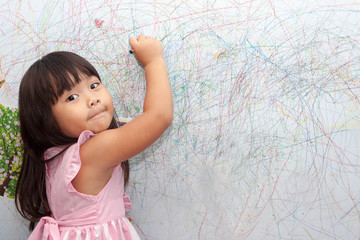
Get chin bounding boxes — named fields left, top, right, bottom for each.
left=93, top=122, right=112, bottom=133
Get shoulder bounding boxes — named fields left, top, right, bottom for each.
left=45, top=130, right=96, bottom=183
left=45, top=130, right=95, bottom=161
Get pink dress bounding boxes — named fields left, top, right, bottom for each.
left=29, top=131, right=140, bottom=240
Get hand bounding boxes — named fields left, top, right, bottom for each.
left=129, top=35, right=164, bottom=67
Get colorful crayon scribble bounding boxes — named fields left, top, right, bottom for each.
left=0, top=0, right=359, bottom=239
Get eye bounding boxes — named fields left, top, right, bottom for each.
left=91, top=82, right=100, bottom=89
left=66, top=94, right=78, bottom=101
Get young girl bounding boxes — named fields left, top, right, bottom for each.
left=15, top=35, right=173, bottom=239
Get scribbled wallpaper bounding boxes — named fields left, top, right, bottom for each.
left=0, top=0, right=359, bottom=239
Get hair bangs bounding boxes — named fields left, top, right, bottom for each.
left=39, top=51, right=101, bottom=104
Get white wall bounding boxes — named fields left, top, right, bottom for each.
left=0, top=0, right=359, bottom=239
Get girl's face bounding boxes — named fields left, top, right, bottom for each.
left=51, top=75, right=114, bottom=138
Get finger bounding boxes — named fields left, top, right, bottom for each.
left=129, top=36, right=138, bottom=49
left=137, top=34, right=146, bottom=41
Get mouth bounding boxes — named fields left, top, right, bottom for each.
left=88, top=106, right=106, bottom=120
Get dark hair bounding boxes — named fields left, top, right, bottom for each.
left=15, top=51, right=129, bottom=230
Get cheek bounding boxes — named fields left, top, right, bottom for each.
left=109, top=99, right=114, bottom=114
left=51, top=104, right=83, bottom=137
left=104, top=92, right=114, bottom=113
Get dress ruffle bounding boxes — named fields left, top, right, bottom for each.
left=29, top=216, right=139, bottom=240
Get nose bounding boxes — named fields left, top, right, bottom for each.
left=90, top=99, right=100, bottom=106
left=88, top=95, right=101, bottom=107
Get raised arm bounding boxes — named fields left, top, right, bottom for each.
left=74, top=35, right=173, bottom=194
left=129, top=35, right=173, bottom=129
